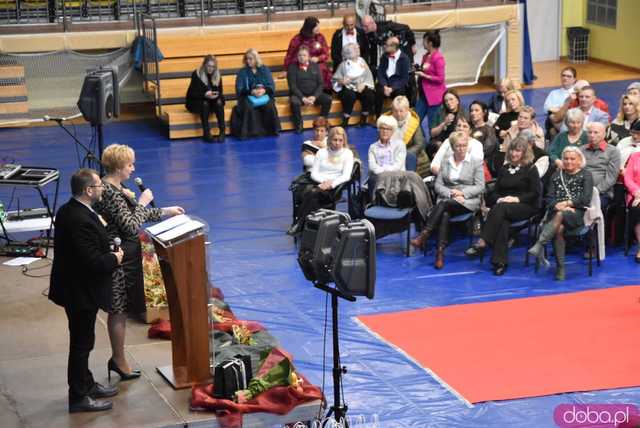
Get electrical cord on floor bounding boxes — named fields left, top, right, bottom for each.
left=21, top=257, right=52, bottom=279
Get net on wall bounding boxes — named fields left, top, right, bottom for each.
left=0, top=47, right=134, bottom=119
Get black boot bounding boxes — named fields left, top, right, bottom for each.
left=341, top=116, right=350, bottom=129
left=553, top=236, right=566, bottom=280
left=218, top=127, right=226, bottom=143
left=202, top=126, right=213, bottom=143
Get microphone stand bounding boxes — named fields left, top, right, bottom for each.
left=50, top=118, right=102, bottom=173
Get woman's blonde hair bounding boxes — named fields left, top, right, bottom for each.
left=449, top=131, right=468, bottom=149
left=391, top=95, right=410, bottom=111
left=615, top=94, right=640, bottom=123
left=199, top=54, right=221, bottom=85
left=328, top=126, right=348, bottom=147
left=504, top=89, right=525, bottom=112
left=499, top=77, right=519, bottom=91
left=561, top=146, right=586, bottom=168
left=102, top=144, right=135, bottom=174
left=507, top=136, right=534, bottom=166
left=244, top=48, right=263, bottom=68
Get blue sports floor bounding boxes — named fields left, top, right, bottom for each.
left=1, top=79, right=639, bottom=427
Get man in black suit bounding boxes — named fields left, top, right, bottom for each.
left=330, top=14, right=369, bottom=72
left=374, top=37, right=410, bottom=117
left=287, top=46, right=332, bottom=134
left=49, top=168, right=124, bottom=413
left=361, top=15, right=416, bottom=78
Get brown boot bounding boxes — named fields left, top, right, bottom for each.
left=434, top=246, right=445, bottom=269
left=410, top=228, right=431, bottom=250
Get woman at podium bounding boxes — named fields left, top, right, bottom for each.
left=96, top=144, right=184, bottom=380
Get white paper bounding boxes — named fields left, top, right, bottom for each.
left=3, top=257, right=40, bottom=266
left=156, top=220, right=204, bottom=243
left=146, top=214, right=190, bottom=236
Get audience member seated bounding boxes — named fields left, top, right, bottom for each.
left=384, top=96, right=430, bottom=178
left=428, top=88, right=466, bottom=157
left=332, top=43, right=375, bottom=128
left=415, top=30, right=446, bottom=132
left=502, top=105, right=545, bottom=149
left=301, top=117, right=329, bottom=171
left=431, top=116, right=483, bottom=175
left=554, top=82, right=610, bottom=130
left=465, top=137, right=540, bottom=276
left=623, top=151, right=640, bottom=262
left=528, top=147, right=594, bottom=280
left=368, top=115, right=406, bottom=182
left=287, top=126, right=354, bottom=236
left=494, top=89, right=524, bottom=144
left=489, top=77, right=518, bottom=116
left=549, top=108, right=588, bottom=170
left=628, top=82, right=640, bottom=98
left=543, top=66, right=577, bottom=136
left=580, top=122, right=621, bottom=208
left=330, top=14, right=369, bottom=72
left=185, top=55, right=225, bottom=143
left=410, top=132, right=485, bottom=269
left=469, top=100, right=497, bottom=163
left=606, top=94, right=640, bottom=145
left=618, top=120, right=640, bottom=174
left=230, top=49, right=281, bottom=139
left=284, top=16, right=332, bottom=89
left=361, top=15, right=416, bottom=79
left=374, top=37, right=410, bottom=118
left=287, top=46, right=332, bottom=134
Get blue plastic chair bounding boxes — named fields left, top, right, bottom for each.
left=364, top=153, right=419, bottom=257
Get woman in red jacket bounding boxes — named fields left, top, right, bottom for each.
left=284, top=17, right=332, bottom=90
left=415, top=30, right=446, bottom=134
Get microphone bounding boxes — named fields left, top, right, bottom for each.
left=113, top=237, right=121, bottom=252
left=43, top=115, right=64, bottom=123
left=134, top=177, right=156, bottom=207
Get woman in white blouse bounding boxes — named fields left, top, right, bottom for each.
left=332, top=43, right=375, bottom=128
left=287, top=126, right=355, bottom=236
left=430, top=115, right=484, bottom=175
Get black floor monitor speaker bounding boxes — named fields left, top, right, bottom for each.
left=77, top=68, right=120, bottom=125
left=332, top=219, right=376, bottom=299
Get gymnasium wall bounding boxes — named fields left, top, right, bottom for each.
left=562, top=0, right=640, bottom=70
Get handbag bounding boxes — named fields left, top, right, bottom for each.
left=214, top=354, right=253, bottom=400
left=248, top=94, right=269, bottom=107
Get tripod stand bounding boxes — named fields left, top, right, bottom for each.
left=315, top=282, right=355, bottom=425
left=50, top=118, right=103, bottom=174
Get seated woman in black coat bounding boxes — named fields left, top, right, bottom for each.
left=465, top=137, right=540, bottom=276
left=186, top=55, right=225, bottom=143
left=231, top=48, right=281, bottom=139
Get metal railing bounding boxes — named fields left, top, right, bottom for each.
left=137, top=13, right=161, bottom=115
left=0, top=0, right=511, bottom=27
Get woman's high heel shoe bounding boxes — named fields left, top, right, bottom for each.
left=108, top=358, right=141, bottom=382
left=464, top=243, right=486, bottom=259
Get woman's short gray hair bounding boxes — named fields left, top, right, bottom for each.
left=341, top=43, right=360, bottom=61
left=561, top=146, right=586, bottom=168
left=376, top=114, right=398, bottom=130
left=564, top=108, right=585, bottom=126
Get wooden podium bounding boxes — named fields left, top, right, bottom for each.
left=148, top=219, right=213, bottom=389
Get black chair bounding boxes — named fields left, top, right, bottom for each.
left=290, top=160, right=361, bottom=227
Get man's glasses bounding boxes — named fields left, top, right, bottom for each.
left=88, top=184, right=105, bottom=189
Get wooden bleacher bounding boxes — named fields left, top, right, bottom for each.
left=0, top=60, right=29, bottom=127
left=149, top=27, right=370, bottom=139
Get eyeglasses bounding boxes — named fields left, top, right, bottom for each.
left=88, top=184, right=105, bottom=189
left=379, top=127, right=394, bottom=132
left=561, top=74, right=574, bottom=78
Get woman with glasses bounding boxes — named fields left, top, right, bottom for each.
left=95, top=144, right=184, bottom=382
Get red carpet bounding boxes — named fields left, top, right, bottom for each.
left=357, top=286, right=640, bottom=404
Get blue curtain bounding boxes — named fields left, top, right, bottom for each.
left=520, top=0, right=535, bottom=84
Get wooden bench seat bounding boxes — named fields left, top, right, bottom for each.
left=157, top=51, right=287, bottom=79
left=162, top=98, right=368, bottom=139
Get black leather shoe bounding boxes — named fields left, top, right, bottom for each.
left=294, top=125, right=303, bottom=134
left=464, top=244, right=486, bottom=258
left=69, top=396, right=113, bottom=413
left=89, top=382, right=119, bottom=398
left=493, top=263, right=507, bottom=276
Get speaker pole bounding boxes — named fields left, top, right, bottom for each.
left=314, top=282, right=355, bottom=426
left=96, top=123, right=105, bottom=176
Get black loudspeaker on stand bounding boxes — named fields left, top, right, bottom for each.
left=77, top=67, right=120, bottom=174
